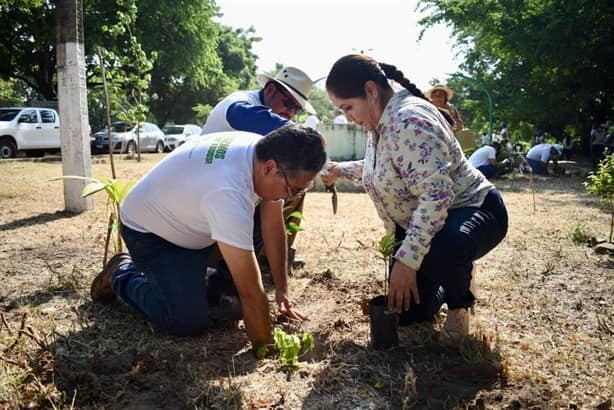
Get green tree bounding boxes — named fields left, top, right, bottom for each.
left=95, top=0, right=157, bottom=160
left=419, top=0, right=614, bottom=146
left=585, top=154, right=614, bottom=242
left=0, top=78, right=28, bottom=106
left=0, top=0, right=259, bottom=127
left=0, top=0, right=57, bottom=100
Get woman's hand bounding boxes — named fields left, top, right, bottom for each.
left=387, top=260, right=420, bottom=313
left=320, top=162, right=341, bottom=186
left=275, top=289, right=308, bottom=321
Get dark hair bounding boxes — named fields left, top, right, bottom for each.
left=255, top=124, right=327, bottom=176
left=326, top=54, right=454, bottom=126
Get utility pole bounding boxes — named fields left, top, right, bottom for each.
left=56, top=0, right=93, bottom=212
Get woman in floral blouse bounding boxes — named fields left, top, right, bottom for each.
left=321, top=54, right=508, bottom=338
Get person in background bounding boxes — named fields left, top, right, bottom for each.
left=525, top=143, right=562, bottom=175
left=321, top=54, right=508, bottom=340
left=604, top=121, right=614, bottom=149
left=500, top=123, right=509, bottom=141
left=534, top=129, right=545, bottom=146
left=303, top=114, right=320, bottom=129
left=90, top=125, right=327, bottom=350
left=591, top=121, right=610, bottom=169
left=469, top=141, right=510, bottom=179
left=425, top=84, right=464, bottom=132
left=561, top=132, right=574, bottom=161
left=201, top=66, right=317, bottom=273
left=333, top=107, right=349, bottom=124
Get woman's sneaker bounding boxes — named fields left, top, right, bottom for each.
left=90, top=253, right=132, bottom=302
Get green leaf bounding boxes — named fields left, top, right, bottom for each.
left=286, top=222, right=304, bottom=235
left=256, top=344, right=268, bottom=359
left=287, top=211, right=304, bottom=221
left=378, top=234, right=401, bottom=259
left=270, top=328, right=315, bottom=369
left=300, top=333, right=314, bottom=354
left=82, top=182, right=107, bottom=197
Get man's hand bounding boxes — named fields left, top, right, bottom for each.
left=275, top=289, right=308, bottom=321
left=388, top=260, right=420, bottom=313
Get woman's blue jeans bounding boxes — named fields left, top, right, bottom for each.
left=392, top=189, right=508, bottom=325
left=111, top=225, right=214, bottom=336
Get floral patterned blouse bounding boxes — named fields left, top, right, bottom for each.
left=338, top=90, right=493, bottom=270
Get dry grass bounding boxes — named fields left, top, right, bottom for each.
left=0, top=154, right=612, bottom=409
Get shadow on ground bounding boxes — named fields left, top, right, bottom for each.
left=0, top=210, right=78, bottom=232
left=50, top=300, right=256, bottom=409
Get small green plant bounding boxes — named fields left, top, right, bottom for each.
left=570, top=221, right=591, bottom=245
left=585, top=154, right=614, bottom=242
left=377, top=234, right=402, bottom=297
left=285, top=210, right=304, bottom=236
left=53, top=175, right=135, bottom=265
left=256, top=328, right=314, bottom=369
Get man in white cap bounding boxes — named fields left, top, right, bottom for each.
left=526, top=143, right=562, bottom=175
left=201, top=66, right=317, bottom=295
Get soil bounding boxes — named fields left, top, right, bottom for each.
left=0, top=154, right=612, bottom=409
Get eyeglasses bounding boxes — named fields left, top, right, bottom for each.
left=276, top=161, right=312, bottom=198
left=274, top=84, right=303, bottom=112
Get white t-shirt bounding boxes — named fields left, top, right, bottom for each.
left=526, top=143, right=553, bottom=163
left=333, top=114, right=348, bottom=124
left=469, top=145, right=496, bottom=168
left=201, top=90, right=262, bottom=134
left=303, top=115, right=320, bottom=129
left=121, top=131, right=260, bottom=250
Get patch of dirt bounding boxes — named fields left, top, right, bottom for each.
left=0, top=155, right=612, bottom=409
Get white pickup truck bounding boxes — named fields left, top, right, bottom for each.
left=0, top=107, right=61, bottom=158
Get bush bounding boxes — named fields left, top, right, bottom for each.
left=585, top=154, right=614, bottom=242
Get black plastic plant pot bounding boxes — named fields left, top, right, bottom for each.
left=368, top=295, right=399, bottom=350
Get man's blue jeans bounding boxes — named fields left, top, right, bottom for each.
left=111, top=225, right=214, bottom=336
left=392, top=189, right=508, bottom=325
left=526, top=158, right=546, bottom=174
left=476, top=164, right=498, bottom=179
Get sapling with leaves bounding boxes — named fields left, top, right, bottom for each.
left=377, top=234, right=402, bottom=302
left=285, top=210, right=305, bottom=236
left=256, top=328, right=314, bottom=369
left=53, top=175, right=135, bottom=266
left=585, top=154, right=614, bottom=242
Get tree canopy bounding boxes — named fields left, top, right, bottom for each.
left=419, top=0, right=614, bottom=144
left=0, top=0, right=260, bottom=127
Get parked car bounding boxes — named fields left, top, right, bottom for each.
left=161, top=124, right=202, bottom=151
left=0, top=107, right=61, bottom=158
left=91, top=121, right=165, bottom=154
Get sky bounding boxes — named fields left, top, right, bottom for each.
left=213, top=0, right=460, bottom=91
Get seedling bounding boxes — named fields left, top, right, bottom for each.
left=256, top=328, right=314, bottom=369
left=52, top=175, right=135, bottom=265
left=377, top=234, right=402, bottom=297
left=285, top=210, right=304, bottom=236
left=585, top=154, right=614, bottom=242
